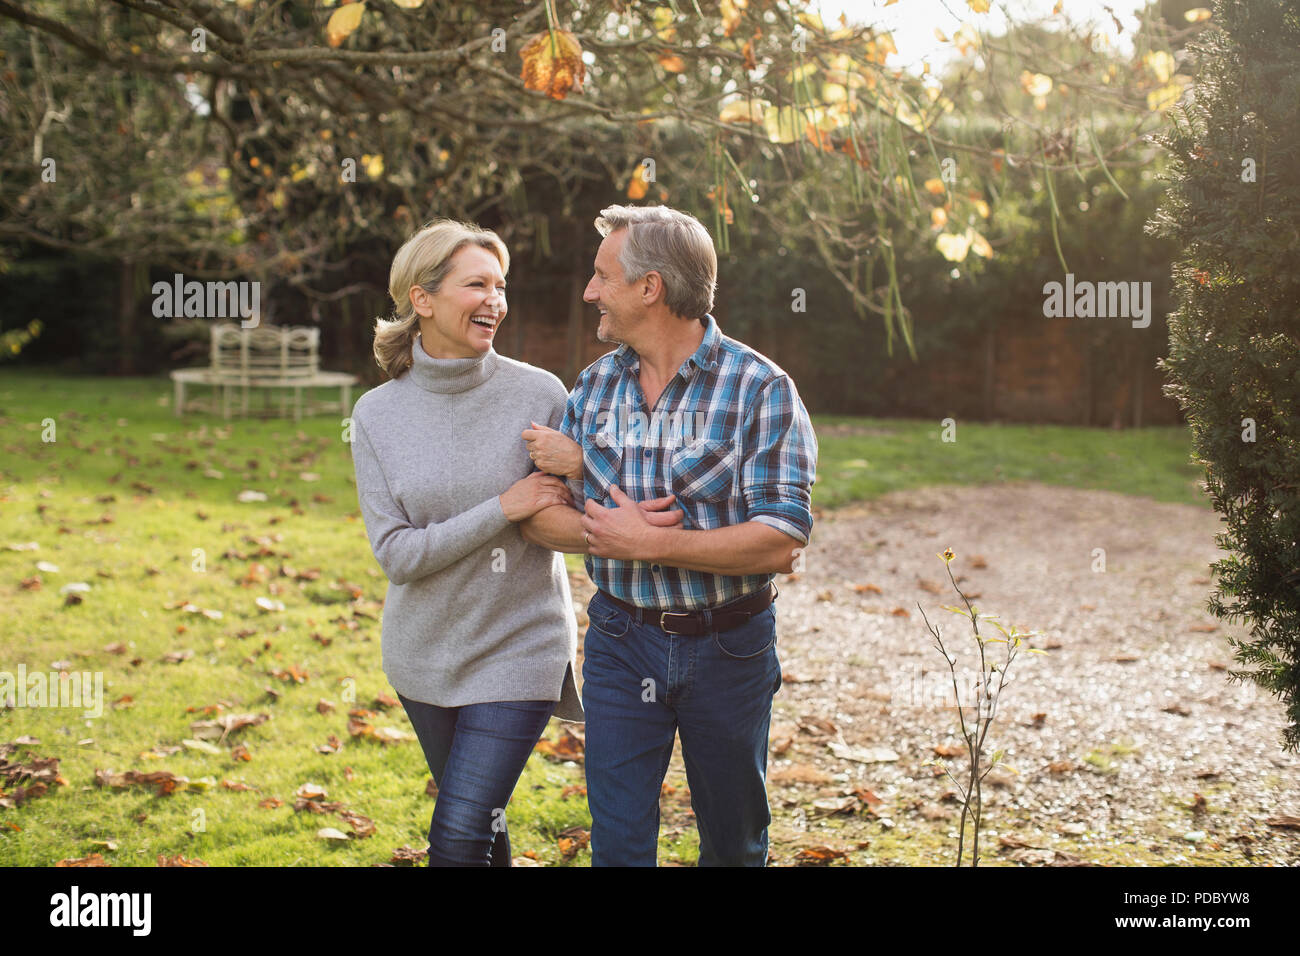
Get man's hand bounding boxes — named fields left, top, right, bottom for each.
left=521, top=489, right=681, bottom=552
left=522, top=421, right=583, bottom=480
left=581, top=485, right=671, bottom=560
left=636, top=493, right=683, bottom=528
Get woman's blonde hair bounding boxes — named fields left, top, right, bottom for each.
left=372, top=220, right=510, bottom=379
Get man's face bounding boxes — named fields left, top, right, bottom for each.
left=583, top=229, right=640, bottom=344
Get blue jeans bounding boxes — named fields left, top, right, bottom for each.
left=581, top=589, right=783, bottom=866
left=397, top=693, right=555, bottom=867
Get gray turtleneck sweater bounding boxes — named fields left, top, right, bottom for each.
left=348, top=333, right=583, bottom=722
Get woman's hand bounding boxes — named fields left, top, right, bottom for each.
left=499, top=471, right=574, bottom=522
left=522, top=421, right=583, bottom=480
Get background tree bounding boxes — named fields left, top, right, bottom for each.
left=1, top=0, right=1197, bottom=377
left=1148, top=0, right=1300, bottom=751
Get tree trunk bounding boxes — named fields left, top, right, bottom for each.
left=117, top=258, right=146, bottom=375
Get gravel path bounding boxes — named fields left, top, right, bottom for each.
left=572, top=482, right=1300, bottom=865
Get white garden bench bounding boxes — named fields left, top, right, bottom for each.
left=170, top=323, right=358, bottom=422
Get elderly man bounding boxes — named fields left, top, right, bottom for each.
left=520, top=204, right=818, bottom=867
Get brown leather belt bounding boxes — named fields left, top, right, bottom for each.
left=598, top=583, right=777, bottom=636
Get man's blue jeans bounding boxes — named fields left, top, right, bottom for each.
left=397, top=693, right=555, bottom=867
left=582, top=589, right=783, bottom=866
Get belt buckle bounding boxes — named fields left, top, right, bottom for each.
left=659, top=611, right=689, bottom=635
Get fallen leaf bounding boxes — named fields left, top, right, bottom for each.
left=794, top=846, right=848, bottom=865
left=827, top=741, right=899, bottom=764
left=534, top=728, right=585, bottom=762
left=769, top=764, right=832, bottom=785
left=391, top=844, right=428, bottom=865
left=337, top=808, right=376, bottom=838
left=797, top=716, right=838, bottom=737
left=556, top=825, right=590, bottom=859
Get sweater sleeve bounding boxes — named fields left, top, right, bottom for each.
left=351, top=415, right=511, bottom=585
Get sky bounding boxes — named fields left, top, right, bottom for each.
left=814, top=0, right=1157, bottom=75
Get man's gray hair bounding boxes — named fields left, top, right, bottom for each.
left=594, top=205, right=717, bottom=320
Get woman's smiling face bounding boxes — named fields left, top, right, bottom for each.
left=413, top=244, right=507, bottom=359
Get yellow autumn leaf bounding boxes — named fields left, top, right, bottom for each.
left=936, top=232, right=971, bottom=262
left=894, top=100, right=925, bottom=132
left=361, top=154, right=383, bottom=179
left=822, top=81, right=848, bottom=103
left=627, top=171, right=649, bottom=200
left=658, top=53, right=686, bottom=73
left=1143, top=50, right=1176, bottom=84
left=967, top=0, right=990, bottom=13
left=923, top=178, right=947, bottom=196
left=520, top=29, right=586, bottom=100
left=326, top=2, right=365, bottom=48
left=876, top=31, right=897, bottom=57
left=785, top=62, right=818, bottom=85
left=720, top=0, right=742, bottom=36
left=934, top=27, right=949, bottom=42
left=954, top=23, right=980, bottom=56
left=969, top=230, right=993, bottom=258
left=930, top=206, right=948, bottom=229
left=1146, top=82, right=1185, bottom=112
left=763, top=105, right=805, bottom=144
left=719, top=98, right=767, bottom=124
left=652, top=7, right=677, bottom=42
left=1184, top=7, right=1212, bottom=22
left=796, top=12, right=824, bottom=32
left=974, top=198, right=990, bottom=218
left=1020, top=71, right=1053, bottom=97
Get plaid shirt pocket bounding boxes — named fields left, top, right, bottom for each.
left=670, top=438, right=737, bottom=528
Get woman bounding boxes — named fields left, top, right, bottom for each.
left=348, top=219, right=585, bottom=867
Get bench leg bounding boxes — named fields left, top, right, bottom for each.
left=293, top=386, right=303, bottom=423
left=174, top=379, right=184, bottom=418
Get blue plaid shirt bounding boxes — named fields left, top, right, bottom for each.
left=560, top=314, right=817, bottom=610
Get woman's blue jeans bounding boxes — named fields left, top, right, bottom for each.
left=397, top=693, right=555, bottom=867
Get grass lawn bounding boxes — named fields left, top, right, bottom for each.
left=0, top=369, right=1203, bottom=866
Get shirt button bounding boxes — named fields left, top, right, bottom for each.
left=643, top=449, right=652, bottom=456
left=651, top=564, right=662, bottom=572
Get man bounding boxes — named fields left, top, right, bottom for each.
left=519, top=204, right=817, bottom=866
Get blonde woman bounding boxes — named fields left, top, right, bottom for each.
left=350, top=220, right=583, bottom=867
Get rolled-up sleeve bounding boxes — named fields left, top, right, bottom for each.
left=351, top=415, right=510, bottom=585
left=740, top=375, right=818, bottom=545
left=558, top=375, right=587, bottom=505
